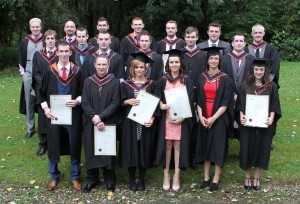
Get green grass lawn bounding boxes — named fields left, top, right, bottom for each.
left=0, top=62, right=299, bottom=189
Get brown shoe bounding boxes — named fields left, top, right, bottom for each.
left=47, top=180, right=58, bottom=191
left=71, top=179, right=81, bottom=191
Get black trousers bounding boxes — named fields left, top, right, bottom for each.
left=86, top=168, right=116, bottom=185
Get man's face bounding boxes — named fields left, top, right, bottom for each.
left=166, top=23, right=177, bottom=37
left=131, top=20, right=144, bottom=34
left=97, top=33, right=111, bottom=50
left=207, top=26, right=221, bottom=42
left=139, top=35, right=151, bottom=51
left=94, top=57, right=109, bottom=77
left=76, top=30, right=89, bottom=45
left=64, top=21, right=76, bottom=37
left=45, top=35, right=56, bottom=50
left=232, top=35, right=246, bottom=52
left=30, top=21, right=42, bottom=37
left=252, top=28, right=265, bottom=43
left=185, top=31, right=198, bottom=47
left=97, top=21, right=109, bottom=32
left=57, top=45, right=71, bottom=63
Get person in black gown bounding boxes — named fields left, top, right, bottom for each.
left=237, top=59, right=281, bottom=190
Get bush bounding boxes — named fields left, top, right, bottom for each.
left=0, top=47, right=17, bottom=70
left=276, top=38, right=300, bottom=61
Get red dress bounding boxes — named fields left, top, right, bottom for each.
left=204, top=80, right=218, bottom=118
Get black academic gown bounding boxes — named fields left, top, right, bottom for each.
left=181, top=47, right=206, bottom=84
left=81, top=74, right=120, bottom=170
left=237, top=82, right=281, bottom=170
left=246, top=42, right=280, bottom=86
left=119, top=79, right=159, bottom=168
left=88, top=35, right=120, bottom=53
left=17, top=35, right=44, bottom=114
left=156, top=38, right=186, bottom=54
left=82, top=50, right=125, bottom=79
left=38, top=62, right=83, bottom=162
left=120, top=33, right=157, bottom=66
left=195, top=71, right=234, bottom=168
left=126, top=50, right=163, bottom=81
left=155, top=74, right=195, bottom=169
left=32, top=47, right=58, bottom=134
left=71, top=43, right=97, bottom=67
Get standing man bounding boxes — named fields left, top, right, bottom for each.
left=182, top=27, right=206, bottom=84
left=72, top=27, right=96, bottom=67
left=81, top=55, right=120, bottom=193
left=32, top=30, right=58, bottom=156
left=197, top=22, right=231, bottom=56
left=126, top=30, right=163, bottom=81
left=83, top=31, right=125, bottom=80
left=89, top=17, right=120, bottom=53
left=63, top=20, right=77, bottom=46
left=246, top=24, right=280, bottom=86
left=120, top=17, right=157, bottom=67
left=38, top=41, right=83, bottom=191
left=18, top=17, right=43, bottom=139
left=157, top=20, right=186, bottom=69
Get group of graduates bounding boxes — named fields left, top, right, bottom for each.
left=17, top=16, right=281, bottom=193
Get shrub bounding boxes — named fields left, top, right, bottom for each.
left=277, top=38, right=300, bottom=61
left=0, top=47, right=17, bottom=70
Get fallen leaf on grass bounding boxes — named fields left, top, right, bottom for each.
left=6, top=187, right=13, bottom=191
left=231, top=198, right=238, bottom=202
left=7, top=152, right=11, bottom=156
left=30, top=180, right=36, bottom=184
left=108, top=191, right=114, bottom=196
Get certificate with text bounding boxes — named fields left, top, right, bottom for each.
left=164, top=86, right=192, bottom=120
left=127, top=91, right=160, bottom=125
left=50, top=95, right=72, bottom=125
left=245, top=94, right=269, bottom=128
left=94, top=125, right=116, bottom=156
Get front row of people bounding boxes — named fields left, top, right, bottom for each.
left=39, top=41, right=281, bottom=193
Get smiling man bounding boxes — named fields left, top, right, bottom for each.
left=63, top=20, right=77, bottom=46
left=81, top=55, right=120, bottom=193
left=18, top=17, right=44, bottom=139
left=197, top=22, right=231, bottom=56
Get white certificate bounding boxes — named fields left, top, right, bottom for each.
left=245, top=94, right=269, bottom=128
left=50, top=95, right=72, bottom=125
left=127, top=91, right=160, bottom=125
left=94, top=125, right=116, bottom=156
left=164, top=86, right=192, bottom=120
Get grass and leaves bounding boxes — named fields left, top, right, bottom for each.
left=0, top=62, right=299, bottom=203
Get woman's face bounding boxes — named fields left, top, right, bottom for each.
left=134, top=61, right=146, bottom=78
left=253, top=66, right=265, bottom=80
left=169, top=56, right=181, bottom=74
left=208, top=55, right=220, bottom=69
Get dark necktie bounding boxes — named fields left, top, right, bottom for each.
left=135, top=36, right=140, bottom=46
left=211, top=43, right=216, bottom=47
left=62, top=67, right=67, bottom=80
left=255, top=49, right=260, bottom=58
left=68, top=38, right=72, bottom=44
left=48, top=51, right=53, bottom=57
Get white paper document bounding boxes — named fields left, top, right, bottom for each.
left=164, top=86, right=192, bottom=120
left=50, top=95, right=72, bottom=125
left=127, top=91, right=160, bottom=125
left=94, top=125, right=116, bottom=156
left=245, top=94, right=269, bottom=128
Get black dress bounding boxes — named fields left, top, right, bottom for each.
left=237, top=82, right=281, bottom=170
left=119, top=79, right=159, bottom=168
left=155, top=73, right=195, bottom=169
left=195, top=71, right=234, bottom=168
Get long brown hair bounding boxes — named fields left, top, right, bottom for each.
left=165, top=56, right=186, bottom=83
left=242, top=65, right=270, bottom=94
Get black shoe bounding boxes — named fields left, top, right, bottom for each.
left=83, top=183, right=97, bottom=193
left=130, top=181, right=137, bottom=191
left=25, top=131, right=35, bottom=139
left=137, top=180, right=145, bottom=191
left=199, top=177, right=211, bottom=189
left=209, top=181, right=219, bottom=192
left=253, top=178, right=261, bottom=191
left=106, top=184, right=116, bottom=192
left=244, top=178, right=252, bottom=190
left=36, top=147, right=47, bottom=156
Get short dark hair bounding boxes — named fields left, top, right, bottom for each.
left=208, top=22, right=222, bottom=31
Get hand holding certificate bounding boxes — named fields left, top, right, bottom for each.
left=50, top=95, right=72, bottom=125
left=164, top=86, right=192, bottom=120
left=245, top=94, right=269, bottom=128
left=94, top=125, right=116, bottom=156
left=127, top=91, right=160, bottom=125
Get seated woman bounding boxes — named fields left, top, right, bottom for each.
left=119, top=52, right=159, bottom=191
left=237, top=58, right=281, bottom=190
left=195, top=47, right=234, bottom=192
left=155, top=49, right=195, bottom=191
